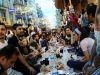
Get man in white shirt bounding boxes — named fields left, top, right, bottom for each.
left=0, top=23, right=8, bottom=49
left=0, top=22, right=20, bottom=75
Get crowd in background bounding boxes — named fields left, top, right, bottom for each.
left=0, top=3, right=100, bottom=75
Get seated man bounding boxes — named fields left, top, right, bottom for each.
left=67, top=27, right=94, bottom=70
left=0, top=45, right=19, bottom=75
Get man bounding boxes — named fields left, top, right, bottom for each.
left=0, top=22, right=20, bottom=75
left=65, top=28, right=72, bottom=44
left=8, top=23, right=36, bottom=75
left=0, top=45, right=19, bottom=75
left=86, top=3, right=97, bottom=22
left=41, top=32, right=52, bottom=51
left=83, top=2, right=99, bottom=75
left=80, top=10, right=89, bottom=27
left=0, top=23, right=8, bottom=49
left=90, top=1, right=100, bottom=75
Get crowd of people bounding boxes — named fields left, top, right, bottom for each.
left=0, top=2, right=100, bottom=75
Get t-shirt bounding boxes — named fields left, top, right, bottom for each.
left=8, top=35, right=19, bottom=47
left=80, top=38, right=95, bottom=55
left=0, top=40, right=8, bottom=49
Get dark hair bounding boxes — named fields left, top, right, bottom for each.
left=41, top=32, right=46, bottom=39
left=82, top=9, right=85, bottom=14
left=86, top=3, right=97, bottom=17
left=0, top=45, right=19, bottom=59
left=46, top=32, right=51, bottom=38
left=80, top=26, right=90, bottom=41
left=0, top=22, right=6, bottom=28
left=32, top=34, right=37, bottom=40
left=89, top=20, right=94, bottom=24
left=52, top=32, right=56, bottom=36
left=8, top=31, right=10, bottom=34
left=28, top=24, right=31, bottom=28
left=13, top=23, right=23, bottom=30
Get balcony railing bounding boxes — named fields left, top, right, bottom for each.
left=13, top=0, right=25, bottom=6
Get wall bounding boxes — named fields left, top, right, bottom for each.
left=88, top=0, right=98, bottom=4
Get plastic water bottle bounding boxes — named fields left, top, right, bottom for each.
left=49, top=54, right=58, bottom=75
left=51, top=68, right=58, bottom=75
left=49, top=54, right=56, bottom=68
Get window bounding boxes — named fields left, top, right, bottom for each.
left=0, top=10, right=6, bottom=21
left=20, top=0, right=23, bottom=4
left=1, top=11, right=6, bottom=21
left=0, top=1, right=3, bottom=6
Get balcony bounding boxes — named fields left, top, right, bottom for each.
left=0, top=0, right=9, bottom=8
left=13, top=0, right=25, bottom=6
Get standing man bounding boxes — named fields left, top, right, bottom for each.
left=8, top=23, right=36, bottom=75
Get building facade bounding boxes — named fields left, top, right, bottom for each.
left=0, top=0, right=26, bottom=26
left=0, top=0, right=39, bottom=26
left=56, top=9, right=63, bottom=27
left=0, top=0, right=12, bottom=26
left=54, top=0, right=97, bottom=27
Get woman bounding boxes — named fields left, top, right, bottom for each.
left=67, top=27, right=95, bottom=70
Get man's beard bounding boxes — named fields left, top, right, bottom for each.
left=0, top=34, right=5, bottom=39
left=18, top=35, right=24, bottom=37
left=17, top=33, right=24, bottom=37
